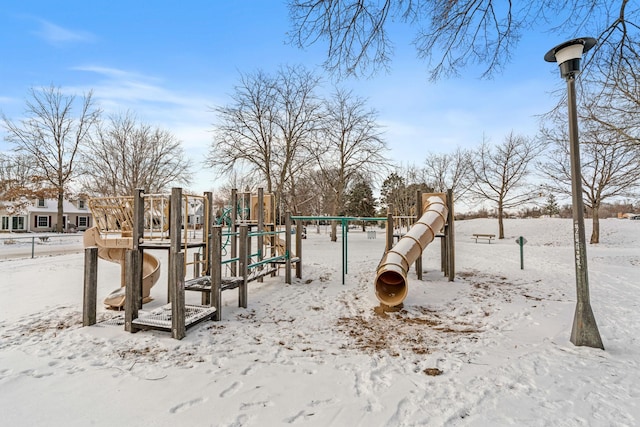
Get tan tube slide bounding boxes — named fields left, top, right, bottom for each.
left=375, top=195, right=448, bottom=306
left=83, top=226, right=161, bottom=309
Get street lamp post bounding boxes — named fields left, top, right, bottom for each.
left=544, top=37, right=604, bottom=349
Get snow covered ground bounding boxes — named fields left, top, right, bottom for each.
left=0, top=218, right=638, bottom=426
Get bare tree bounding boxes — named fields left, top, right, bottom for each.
left=0, top=153, right=47, bottom=231
left=288, top=1, right=639, bottom=80
left=207, top=65, right=322, bottom=217
left=539, top=114, right=640, bottom=243
left=579, top=40, right=640, bottom=150
left=422, top=147, right=472, bottom=200
left=0, top=153, right=40, bottom=197
left=295, top=167, right=338, bottom=216
left=208, top=69, right=277, bottom=188
left=380, top=165, right=431, bottom=215
left=313, top=88, right=389, bottom=240
left=79, top=111, right=190, bottom=196
left=2, top=85, right=100, bottom=232
left=468, top=132, right=544, bottom=239
left=273, top=65, right=324, bottom=215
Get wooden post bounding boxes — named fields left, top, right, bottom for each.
left=171, top=251, right=186, bottom=339
left=82, top=247, right=98, bottom=327
left=257, top=188, right=264, bottom=283
left=169, top=188, right=185, bottom=339
left=211, top=225, right=222, bottom=321
left=239, top=224, right=248, bottom=308
left=415, top=190, right=423, bottom=280
left=133, top=188, right=144, bottom=309
left=202, top=191, right=214, bottom=306
left=441, top=233, right=447, bottom=273
left=230, top=188, right=238, bottom=276
left=244, top=191, right=252, bottom=278
left=386, top=204, right=394, bottom=251
left=446, top=189, right=456, bottom=281
left=194, top=252, right=207, bottom=305
left=285, top=211, right=292, bottom=284
left=295, top=220, right=302, bottom=279
left=124, top=249, right=141, bottom=332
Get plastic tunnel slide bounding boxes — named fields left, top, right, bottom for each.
left=83, top=227, right=161, bottom=309
left=375, top=195, right=448, bottom=307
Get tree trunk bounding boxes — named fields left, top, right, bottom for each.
left=498, top=205, right=505, bottom=239
left=56, top=190, right=65, bottom=233
left=330, top=196, right=339, bottom=242
left=590, top=206, right=600, bottom=244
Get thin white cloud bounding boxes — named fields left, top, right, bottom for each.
left=71, top=65, right=214, bottom=108
left=0, top=96, right=17, bottom=105
left=35, top=19, right=95, bottom=46
left=72, top=66, right=154, bottom=81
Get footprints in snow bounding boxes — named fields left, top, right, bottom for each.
left=169, top=396, right=208, bottom=414
left=19, top=368, right=53, bottom=379
left=220, top=381, right=242, bottom=398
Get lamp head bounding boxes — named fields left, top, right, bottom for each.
left=544, top=37, right=597, bottom=79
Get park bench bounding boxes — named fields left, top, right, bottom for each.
left=472, top=233, right=495, bottom=244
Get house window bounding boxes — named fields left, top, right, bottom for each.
left=37, top=198, right=46, bottom=207
left=37, top=216, right=49, bottom=228
left=3, top=216, right=26, bottom=231
left=78, top=199, right=86, bottom=209
left=12, top=216, right=25, bottom=231
left=78, top=216, right=88, bottom=227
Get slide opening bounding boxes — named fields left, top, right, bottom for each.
left=375, top=270, right=408, bottom=307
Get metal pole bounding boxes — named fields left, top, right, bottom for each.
left=519, top=236, right=524, bottom=270
left=341, top=219, right=346, bottom=284
left=566, top=75, right=604, bottom=349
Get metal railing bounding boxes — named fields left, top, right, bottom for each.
left=0, top=233, right=84, bottom=260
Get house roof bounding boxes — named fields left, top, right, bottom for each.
left=27, top=199, right=91, bottom=215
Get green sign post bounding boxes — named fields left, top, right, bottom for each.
left=516, top=236, right=527, bottom=270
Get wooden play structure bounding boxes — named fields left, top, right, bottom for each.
left=82, top=187, right=303, bottom=340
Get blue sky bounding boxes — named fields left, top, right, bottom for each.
left=0, top=1, right=571, bottom=193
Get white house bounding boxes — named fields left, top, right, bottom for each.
left=0, top=197, right=93, bottom=233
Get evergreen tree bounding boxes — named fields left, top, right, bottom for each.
left=545, top=193, right=560, bottom=217
left=346, top=178, right=376, bottom=230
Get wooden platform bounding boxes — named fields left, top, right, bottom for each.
left=184, top=265, right=280, bottom=295
left=184, top=275, right=243, bottom=292
left=131, top=304, right=216, bottom=332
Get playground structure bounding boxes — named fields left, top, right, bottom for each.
left=376, top=191, right=455, bottom=307
left=83, top=226, right=161, bottom=307
left=81, top=185, right=452, bottom=338
left=82, top=187, right=303, bottom=340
